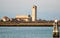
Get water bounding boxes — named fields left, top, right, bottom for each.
left=0, top=27, right=59, bottom=38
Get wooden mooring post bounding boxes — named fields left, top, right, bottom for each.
left=53, top=20, right=59, bottom=38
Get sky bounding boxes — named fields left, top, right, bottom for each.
left=0, top=0, right=60, bottom=20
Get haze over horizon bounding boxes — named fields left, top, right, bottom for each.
left=0, top=0, right=60, bottom=20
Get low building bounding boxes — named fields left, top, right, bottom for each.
left=2, top=16, right=9, bottom=22
left=16, top=15, right=31, bottom=22
left=9, top=18, right=15, bottom=22
left=15, top=18, right=21, bottom=22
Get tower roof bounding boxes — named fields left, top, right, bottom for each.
left=32, top=5, right=37, bottom=8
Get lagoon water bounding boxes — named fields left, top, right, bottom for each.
left=0, top=27, right=59, bottom=38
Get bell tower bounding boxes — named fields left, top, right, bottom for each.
left=32, top=5, right=37, bottom=21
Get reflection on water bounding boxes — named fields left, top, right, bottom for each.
left=0, top=27, right=60, bottom=38
left=53, top=37, right=59, bottom=38
left=53, top=32, right=59, bottom=38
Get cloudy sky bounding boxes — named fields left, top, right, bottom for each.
left=0, top=0, right=60, bottom=20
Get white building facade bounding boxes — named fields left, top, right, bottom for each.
left=16, top=15, right=31, bottom=22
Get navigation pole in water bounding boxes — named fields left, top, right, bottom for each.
left=53, top=20, right=59, bottom=38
